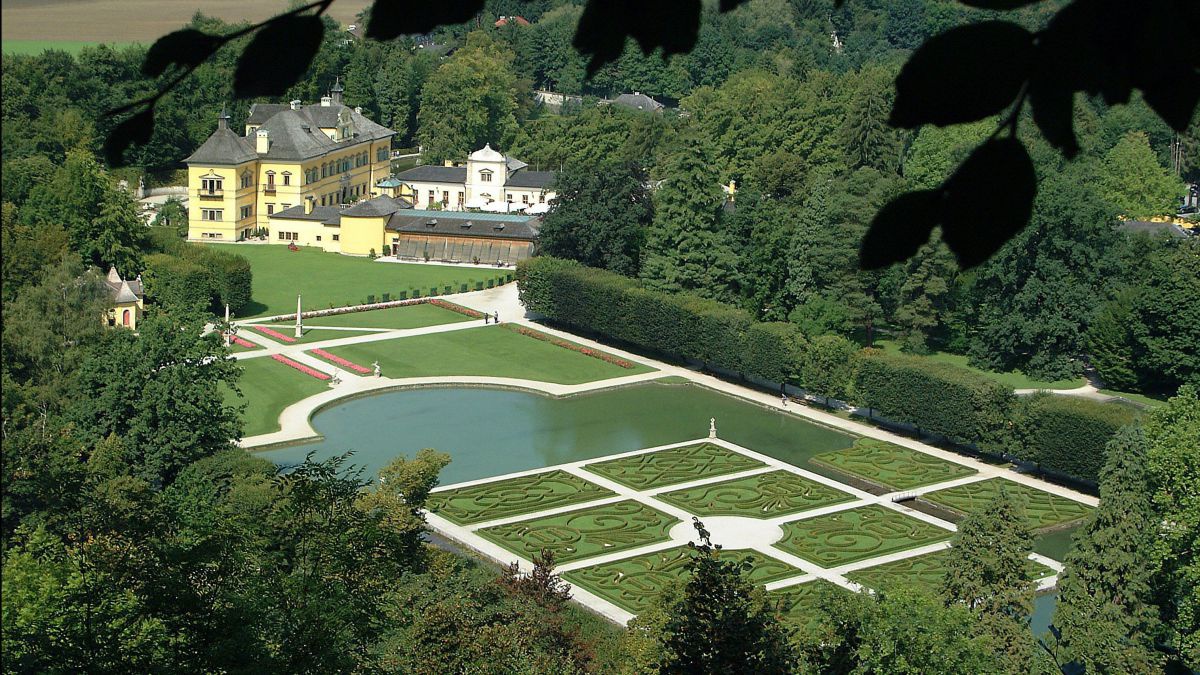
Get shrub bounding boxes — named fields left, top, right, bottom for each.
left=800, top=334, right=858, bottom=403
left=853, top=349, right=1014, bottom=448
left=1013, top=394, right=1139, bottom=482
left=743, top=322, right=807, bottom=384
left=142, top=253, right=212, bottom=312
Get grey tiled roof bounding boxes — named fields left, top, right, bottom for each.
left=506, top=170, right=556, bottom=188
left=386, top=210, right=540, bottom=240
left=341, top=196, right=413, bottom=217
left=612, top=92, right=664, bottom=112
left=395, top=165, right=469, bottom=183
left=188, top=102, right=394, bottom=165
left=184, top=127, right=257, bottom=165
left=271, top=204, right=344, bottom=225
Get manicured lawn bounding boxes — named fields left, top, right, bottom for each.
left=243, top=325, right=377, bottom=345
left=324, top=326, right=655, bottom=385
left=225, top=356, right=331, bottom=438
left=427, top=470, right=614, bottom=525
left=205, top=244, right=512, bottom=317
left=268, top=303, right=475, bottom=329
left=477, top=500, right=679, bottom=564
left=773, top=505, right=952, bottom=568
left=921, top=478, right=1093, bottom=531
left=654, top=470, right=855, bottom=518
left=811, top=438, right=977, bottom=491
left=584, top=443, right=765, bottom=491
left=1098, top=389, right=1167, bottom=409
left=845, top=549, right=1055, bottom=594
left=875, top=340, right=1085, bottom=390
left=562, top=545, right=800, bottom=614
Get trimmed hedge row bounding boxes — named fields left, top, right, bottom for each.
left=853, top=349, right=1014, bottom=450
left=146, top=233, right=253, bottom=315
left=519, top=256, right=1138, bottom=484
left=1014, top=394, right=1139, bottom=482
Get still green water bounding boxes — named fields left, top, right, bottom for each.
left=257, top=381, right=1073, bottom=628
left=258, top=382, right=855, bottom=485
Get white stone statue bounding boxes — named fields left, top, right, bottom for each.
left=373, top=361, right=381, bottom=377
left=709, top=418, right=717, bottom=439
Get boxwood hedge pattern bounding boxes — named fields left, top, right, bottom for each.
left=654, top=470, right=855, bottom=518
left=845, top=549, right=1055, bottom=594
left=773, top=505, right=952, bottom=568
left=765, top=580, right=847, bottom=628
left=920, top=478, right=1093, bottom=531
left=811, top=438, right=977, bottom=491
left=476, top=500, right=679, bottom=564
left=583, top=442, right=765, bottom=491
left=562, top=545, right=800, bottom=614
left=427, top=470, right=614, bottom=525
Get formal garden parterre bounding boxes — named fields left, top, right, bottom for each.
left=811, top=438, right=978, bottom=492
left=920, top=477, right=1094, bottom=531
left=422, top=437, right=1094, bottom=625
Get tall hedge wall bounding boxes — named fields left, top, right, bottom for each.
left=1015, top=394, right=1139, bottom=482
left=144, top=233, right=253, bottom=316
left=518, top=256, right=1134, bottom=485
left=853, top=349, right=1015, bottom=449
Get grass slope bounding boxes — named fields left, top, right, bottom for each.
left=324, top=326, right=654, bottom=385
left=205, top=244, right=510, bottom=317
left=225, top=356, right=330, bottom=438
left=875, top=339, right=1085, bottom=390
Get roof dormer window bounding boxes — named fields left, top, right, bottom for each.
left=479, top=169, right=493, bottom=183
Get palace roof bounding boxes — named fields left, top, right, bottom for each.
left=386, top=209, right=540, bottom=241
left=394, top=165, right=469, bottom=183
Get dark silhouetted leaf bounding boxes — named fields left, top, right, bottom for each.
left=957, top=0, right=1043, bottom=8
left=1140, top=73, right=1200, bottom=132
left=104, top=108, right=155, bottom=167
left=1127, top=0, right=1200, bottom=131
left=365, top=0, right=484, bottom=40
left=859, top=190, right=942, bottom=270
left=717, top=0, right=752, bottom=11
left=940, top=137, right=1036, bottom=269
left=234, top=15, right=324, bottom=98
left=143, top=29, right=224, bottom=77
left=890, top=21, right=1034, bottom=128
left=573, top=0, right=702, bottom=76
left=1029, top=83, right=1079, bottom=159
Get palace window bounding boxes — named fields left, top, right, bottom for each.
left=539, top=193, right=546, bottom=203
left=240, top=172, right=252, bottom=189
left=377, top=147, right=387, bottom=162
left=457, top=191, right=464, bottom=205
left=240, top=205, right=252, bottom=220
left=321, top=164, right=328, bottom=178
left=267, top=204, right=275, bottom=215
left=201, top=177, right=223, bottom=193
left=316, top=235, right=322, bottom=242
left=479, top=169, right=493, bottom=183
left=332, top=234, right=340, bottom=241
left=442, top=190, right=449, bottom=204
left=506, top=194, right=514, bottom=203
left=522, top=194, right=529, bottom=204
left=277, top=231, right=298, bottom=241
left=428, top=190, right=435, bottom=205
left=265, top=171, right=276, bottom=191
left=201, top=208, right=223, bottom=221
left=282, top=172, right=291, bottom=186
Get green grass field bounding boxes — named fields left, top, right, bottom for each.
left=428, top=470, right=614, bottom=525
left=267, top=303, right=475, bottom=329
left=811, top=438, right=977, bottom=491
left=243, top=325, right=376, bottom=345
left=584, top=443, right=765, bottom=491
left=654, top=470, right=854, bottom=518
left=478, top=500, right=679, bottom=564
left=1097, top=389, right=1167, bottom=409
left=322, top=326, right=655, bottom=385
left=921, top=478, right=1093, bottom=531
left=875, top=340, right=1085, bottom=390
left=563, top=545, right=800, bottom=614
left=2, top=40, right=138, bottom=55
left=773, top=505, right=952, bottom=567
left=225, top=356, right=330, bottom=438
left=205, top=244, right=511, bottom=318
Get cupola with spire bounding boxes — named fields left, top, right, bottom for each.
left=331, top=77, right=344, bottom=106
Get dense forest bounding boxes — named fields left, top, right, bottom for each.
left=3, top=0, right=1199, bottom=671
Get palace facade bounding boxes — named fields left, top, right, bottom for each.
left=394, top=145, right=556, bottom=211
left=184, top=82, right=395, bottom=241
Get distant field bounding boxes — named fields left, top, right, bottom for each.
left=2, top=40, right=137, bottom=55
left=2, top=0, right=371, bottom=44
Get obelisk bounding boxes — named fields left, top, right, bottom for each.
left=294, top=294, right=303, bottom=338
left=224, top=304, right=231, bottom=347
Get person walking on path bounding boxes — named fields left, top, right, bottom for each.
left=494, top=311, right=500, bottom=324
left=781, top=392, right=788, bottom=407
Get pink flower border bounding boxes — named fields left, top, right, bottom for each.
left=270, top=354, right=331, bottom=380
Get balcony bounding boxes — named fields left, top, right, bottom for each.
left=198, top=189, right=223, bottom=199
left=263, top=185, right=277, bottom=195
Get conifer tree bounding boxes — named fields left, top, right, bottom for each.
left=942, top=487, right=1036, bottom=673
left=640, top=134, right=741, bottom=301
left=1053, top=425, right=1164, bottom=673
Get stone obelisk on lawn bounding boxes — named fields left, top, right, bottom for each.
left=294, top=294, right=303, bottom=338
left=224, top=304, right=231, bottom=347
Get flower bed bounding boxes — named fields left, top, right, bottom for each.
left=251, top=325, right=297, bottom=343
left=309, top=348, right=373, bottom=374
left=270, top=354, right=330, bottom=380
left=230, top=336, right=258, bottom=349
left=503, top=324, right=635, bottom=369
left=428, top=299, right=486, bottom=318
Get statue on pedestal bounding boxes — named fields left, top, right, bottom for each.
left=709, top=418, right=717, bottom=439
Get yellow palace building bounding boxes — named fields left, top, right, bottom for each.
left=184, top=81, right=395, bottom=241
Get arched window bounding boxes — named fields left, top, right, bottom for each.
left=122, top=309, right=131, bottom=326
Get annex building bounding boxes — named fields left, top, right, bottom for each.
left=269, top=195, right=540, bottom=264
left=394, top=144, right=556, bottom=211
left=184, top=82, right=394, bottom=241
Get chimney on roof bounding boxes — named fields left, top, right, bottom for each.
left=290, top=99, right=302, bottom=110
left=331, top=77, right=343, bottom=106
left=320, top=95, right=332, bottom=107
left=256, top=129, right=270, bottom=154
left=217, top=105, right=230, bottom=130
left=304, top=196, right=314, bottom=215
